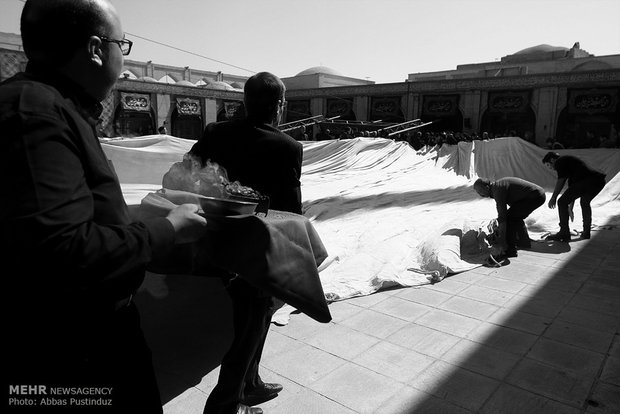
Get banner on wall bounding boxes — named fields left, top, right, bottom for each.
left=568, top=88, right=618, bottom=114
left=176, top=97, right=201, bottom=116
left=326, top=98, right=353, bottom=118
left=370, top=96, right=402, bottom=119
left=422, top=95, right=459, bottom=116
left=286, top=100, right=311, bottom=122
left=223, top=101, right=242, bottom=119
left=120, top=92, right=150, bottom=112
left=487, top=91, right=530, bottom=113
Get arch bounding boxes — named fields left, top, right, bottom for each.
left=556, top=107, right=620, bottom=149
left=480, top=106, right=536, bottom=140
left=326, top=98, right=356, bottom=121
left=556, top=88, right=620, bottom=148
left=171, top=107, right=203, bottom=140
left=176, top=80, right=196, bottom=87
left=113, top=103, right=156, bottom=137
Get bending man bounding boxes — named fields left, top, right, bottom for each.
left=542, top=151, right=606, bottom=241
left=473, top=177, right=546, bottom=257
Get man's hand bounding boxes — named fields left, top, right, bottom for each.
left=166, top=204, right=208, bottom=244
left=548, top=196, right=557, bottom=209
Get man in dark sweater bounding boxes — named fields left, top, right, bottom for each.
left=190, top=72, right=302, bottom=414
left=542, top=151, right=606, bottom=241
left=474, top=177, right=546, bottom=257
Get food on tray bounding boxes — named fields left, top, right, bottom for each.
left=162, top=153, right=227, bottom=198
left=162, top=154, right=269, bottom=213
left=225, top=181, right=263, bottom=200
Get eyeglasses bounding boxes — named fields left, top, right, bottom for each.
left=100, top=36, right=133, bottom=56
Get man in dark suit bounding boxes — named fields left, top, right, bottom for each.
left=190, top=72, right=302, bottom=414
left=1, top=1, right=207, bottom=412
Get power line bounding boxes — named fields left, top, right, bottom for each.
left=11, top=0, right=255, bottom=74
left=124, top=32, right=256, bottom=75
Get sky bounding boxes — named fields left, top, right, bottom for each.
left=1, top=0, right=620, bottom=84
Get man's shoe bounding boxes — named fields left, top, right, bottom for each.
left=516, top=238, right=531, bottom=249
left=236, top=404, right=263, bottom=414
left=241, top=383, right=283, bottom=406
left=546, top=231, right=570, bottom=242
left=505, top=248, right=518, bottom=258
left=581, top=230, right=591, bottom=239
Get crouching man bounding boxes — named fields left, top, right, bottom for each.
left=473, top=177, right=546, bottom=257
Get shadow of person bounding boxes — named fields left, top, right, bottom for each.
left=524, top=240, right=571, bottom=254
left=135, top=273, right=234, bottom=405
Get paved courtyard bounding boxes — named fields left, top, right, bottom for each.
left=138, top=224, right=620, bottom=414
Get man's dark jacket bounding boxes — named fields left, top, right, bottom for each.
left=190, top=118, right=303, bottom=214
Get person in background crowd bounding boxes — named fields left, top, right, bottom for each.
left=0, top=0, right=207, bottom=412
left=543, top=151, right=606, bottom=241
left=473, top=177, right=546, bottom=258
left=190, top=71, right=302, bottom=414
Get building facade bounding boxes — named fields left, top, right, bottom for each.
left=2, top=31, right=619, bottom=147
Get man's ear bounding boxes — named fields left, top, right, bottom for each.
left=87, top=36, right=104, bottom=67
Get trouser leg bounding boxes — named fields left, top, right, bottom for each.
left=557, top=191, right=577, bottom=233
left=244, top=304, right=274, bottom=391
left=578, top=176, right=606, bottom=236
left=204, top=278, right=272, bottom=414
left=507, top=193, right=544, bottom=248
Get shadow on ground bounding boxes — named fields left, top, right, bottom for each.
left=135, top=274, right=233, bottom=405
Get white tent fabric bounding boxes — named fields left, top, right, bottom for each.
left=101, top=135, right=620, bottom=316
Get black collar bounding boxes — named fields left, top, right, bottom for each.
left=25, top=62, right=103, bottom=122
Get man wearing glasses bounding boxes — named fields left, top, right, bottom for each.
left=1, top=1, right=207, bottom=412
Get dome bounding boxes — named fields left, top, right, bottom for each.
left=139, top=76, right=158, bottom=83
left=176, top=80, right=195, bottom=87
left=203, top=81, right=235, bottom=91
left=158, top=75, right=176, bottom=84
left=513, top=44, right=569, bottom=55
left=296, top=66, right=342, bottom=76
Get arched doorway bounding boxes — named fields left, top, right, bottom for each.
left=114, top=92, right=156, bottom=137
left=556, top=88, right=620, bottom=148
left=421, top=94, right=463, bottom=132
left=284, top=100, right=311, bottom=123
left=326, top=98, right=356, bottom=121
left=172, top=97, right=203, bottom=140
left=480, top=91, right=536, bottom=140
left=370, top=96, right=405, bottom=123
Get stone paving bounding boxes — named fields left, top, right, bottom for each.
left=142, top=226, right=620, bottom=414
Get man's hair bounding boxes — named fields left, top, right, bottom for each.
left=473, top=178, right=490, bottom=192
left=21, top=0, right=108, bottom=66
left=542, top=151, right=560, bottom=164
left=244, top=72, right=285, bottom=122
